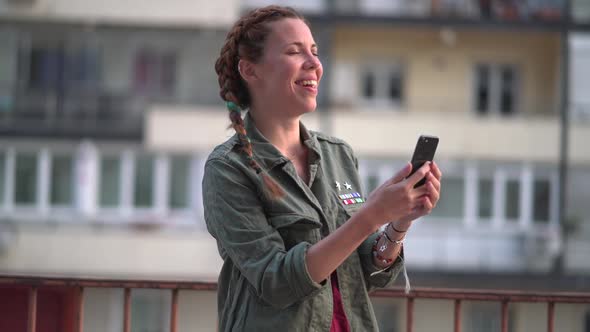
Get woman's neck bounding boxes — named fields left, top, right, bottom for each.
left=249, top=110, right=305, bottom=160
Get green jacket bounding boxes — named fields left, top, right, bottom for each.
left=203, top=113, right=404, bottom=331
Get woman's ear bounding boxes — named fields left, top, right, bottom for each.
left=238, top=59, right=258, bottom=84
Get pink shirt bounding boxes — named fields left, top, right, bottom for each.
left=330, top=272, right=350, bottom=332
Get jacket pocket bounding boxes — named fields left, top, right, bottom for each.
left=268, top=214, right=322, bottom=249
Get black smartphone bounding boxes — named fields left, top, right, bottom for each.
left=407, top=135, right=439, bottom=188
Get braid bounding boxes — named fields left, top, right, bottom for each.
left=215, top=6, right=304, bottom=199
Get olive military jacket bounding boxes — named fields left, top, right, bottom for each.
left=203, top=113, right=404, bottom=331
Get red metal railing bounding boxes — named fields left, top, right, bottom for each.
left=371, top=287, right=590, bottom=332
left=1, top=275, right=589, bottom=332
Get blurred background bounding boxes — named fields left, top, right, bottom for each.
left=0, top=0, right=589, bottom=331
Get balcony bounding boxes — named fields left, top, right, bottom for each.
left=0, top=275, right=589, bottom=332
left=0, top=85, right=144, bottom=140
left=315, top=0, right=568, bottom=30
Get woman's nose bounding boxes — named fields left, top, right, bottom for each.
left=304, top=53, right=321, bottom=70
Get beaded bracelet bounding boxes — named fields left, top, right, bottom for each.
left=383, top=228, right=404, bottom=245
left=372, top=232, right=403, bottom=266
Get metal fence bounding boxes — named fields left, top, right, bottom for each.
left=1, top=275, right=590, bottom=332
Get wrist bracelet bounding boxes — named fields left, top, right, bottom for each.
left=390, top=223, right=408, bottom=234
left=373, top=250, right=394, bottom=265
left=383, top=228, right=404, bottom=245
left=372, top=233, right=403, bottom=266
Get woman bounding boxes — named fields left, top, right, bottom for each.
left=203, top=5, right=442, bottom=331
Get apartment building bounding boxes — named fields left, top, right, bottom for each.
left=1, top=0, right=590, bottom=331
left=0, top=0, right=239, bottom=331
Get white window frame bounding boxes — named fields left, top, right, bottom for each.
left=48, top=150, right=77, bottom=212
left=359, top=61, right=405, bottom=110
left=96, top=148, right=200, bottom=226
left=471, top=62, right=521, bottom=116
left=421, top=159, right=466, bottom=225
left=12, top=148, right=42, bottom=216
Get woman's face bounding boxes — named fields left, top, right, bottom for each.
left=248, top=18, right=323, bottom=116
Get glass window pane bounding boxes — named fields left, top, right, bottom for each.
left=0, top=152, right=5, bottom=204
left=478, top=178, right=493, bottom=219
left=533, top=179, right=551, bottom=223
left=160, top=53, right=177, bottom=94
left=476, top=65, right=490, bottom=114
left=362, top=71, right=375, bottom=98
left=169, top=156, right=189, bottom=209
left=100, top=156, right=120, bottom=207
left=430, top=177, right=464, bottom=219
left=134, top=155, right=154, bottom=207
left=131, top=289, right=169, bottom=332
left=15, top=153, right=37, bottom=205
left=505, top=179, right=520, bottom=220
left=365, top=174, right=379, bottom=195
left=388, top=70, right=403, bottom=102
left=51, top=155, right=73, bottom=205
left=500, top=66, right=516, bottom=115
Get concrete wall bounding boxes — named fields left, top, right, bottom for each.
left=330, top=27, right=560, bottom=116
left=0, top=223, right=222, bottom=281
left=146, top=108, right=590, bottom=164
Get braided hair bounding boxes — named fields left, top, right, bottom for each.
left=215, top=6, right=306, bottom=199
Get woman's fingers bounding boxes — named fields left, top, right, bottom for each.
left=427, top=172, right=440, bottom=192
left=431, top=161, right=443, bottom=180
left=406, top=162, right=431, bottom=188
left=385, top=162, right=412, bottom=186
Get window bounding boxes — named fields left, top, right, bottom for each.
left=360, top=63, right=404, bottom=107
left=474, top=64, right=519, bottom=115
left=505, top=179, right=520, bottom=220
left=0, top=152, right=4, bottom=205
left=131, top=289, right=169, bottom=332
left=134, top=155, right=154, bottom=207
left=478, top=178, right=493, bottom=219
left=533, top=179, right=550, bottom=223
left=15, top=153, right=37, bottom=205
left=430, top=177, right=464, bottom=219
left=467, top=302, right=515, bottom=332
left=99, top=156, right=121, bottom=207
left=133, top=48, right=177, bottom=97
left=0, top=30, right=17, bottom=113
left=362, top=71, right=375, bottom=98
left=28, top=47, right=66, bottom=91
left=365, top=173, right=380, bottom=195
left=371, top=297, right=400, bottom=332
left=168, top=155, right=190, bottom=209
left=50, top=155, right=73, bottom=206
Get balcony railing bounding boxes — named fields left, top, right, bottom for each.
left=1, top=275, right=589, bottom=332
left=0, top=84, right=145, bottom=139
left=320, top=0, right=568, bottom=27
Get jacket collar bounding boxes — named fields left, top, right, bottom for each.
left=243, top=112, right=322, bottom=171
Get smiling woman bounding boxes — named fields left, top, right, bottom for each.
left=203, top=5, right=442, bottom=332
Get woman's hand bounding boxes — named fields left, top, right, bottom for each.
left=393, top=161, right=442, bottom=231
left=360, top=161, right=434, bottom=230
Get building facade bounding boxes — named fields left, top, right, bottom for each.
left=1, top=0, right=590, bottom=331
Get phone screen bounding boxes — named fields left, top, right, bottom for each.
left=407, top=135, right=439, bottom=188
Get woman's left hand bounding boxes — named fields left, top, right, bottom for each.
left=392, top=161, right=442, bottom=231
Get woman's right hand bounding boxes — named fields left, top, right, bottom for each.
left=361, top=162, right=432, bottom=230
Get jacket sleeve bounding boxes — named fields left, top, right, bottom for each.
left=347, top=148, right=404, bottom=291
left=203, top=158, right=326, bottom=309
left=357, top=233, right=405, bottom=291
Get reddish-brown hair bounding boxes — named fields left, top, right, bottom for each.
left=215, top=6, right=306, bottom=199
